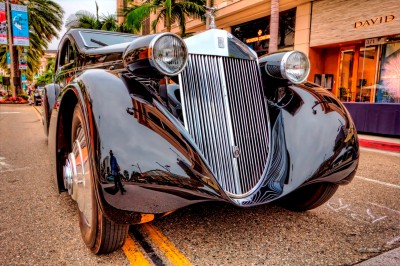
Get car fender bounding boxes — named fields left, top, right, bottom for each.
left=233, top=82, right=360, bottom=206
left=42, top=83, right=60, bottom=136
left=50, top=69, right=228, bottom=224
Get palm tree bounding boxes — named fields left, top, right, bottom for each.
left=269, top=0, right=279, bottom=53
left=0, top=0, right=63, bottom=82
left=65, top=1, right=119, bottom=32
left=100, top=14, right=120, bottom=31
left=125, top=0, right=206, bottom=36
left=65, top=10, right=100, bottom=30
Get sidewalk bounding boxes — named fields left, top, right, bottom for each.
left=356, top=246, right=400, bottom=265
left=358, top=133, right=400, bottom=153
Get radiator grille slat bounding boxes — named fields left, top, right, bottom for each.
left=179, top=54, right=269, bottom=196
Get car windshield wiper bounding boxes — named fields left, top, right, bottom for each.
left=90, top=38, right=108, bottom=47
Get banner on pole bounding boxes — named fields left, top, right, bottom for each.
left=6, top=51, right=10, bottom=68
left=19, top=52, right=27, bottom=69
left=21, top=73, right=27, bottom=84
left=11, top=4, right=29, bottom=46
left=0, top=2, right=7, bottom=45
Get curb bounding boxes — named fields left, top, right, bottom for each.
left=358, top=138, right=400, bottom=153
left=355, top=247, right=400, bottom=265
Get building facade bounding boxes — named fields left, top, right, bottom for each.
left=38, top=50, right=57, bottom=76
left=308, top=0, right=400, bottom=136
left=309, top=0, right=400, bottom=103
left=116, top=0, right=400, bottom=136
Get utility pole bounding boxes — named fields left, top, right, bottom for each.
left=6, top=0, right=20, bottom=97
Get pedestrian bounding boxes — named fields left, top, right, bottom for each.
left=27, top=84, right=34, bottom=105
left=109, top=150, right=126, bottom=194
left=28, top=84, right=32, bottom=96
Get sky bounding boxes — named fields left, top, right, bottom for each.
left=48, top=0, right=117, bottom=50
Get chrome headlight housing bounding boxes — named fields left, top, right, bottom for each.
left=263, top=51, right=310, bottom=84
left=123, top=33, right=188, bottom=78
left=150, top=33, right=188, bottom=76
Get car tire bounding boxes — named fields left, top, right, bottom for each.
left=278, top=183, right=338, bottom=211
left=71, top=105, right=129, bottom=254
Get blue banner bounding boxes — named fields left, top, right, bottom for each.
left=6, top=51, right=10, bottom=68
left=11, top=4, right=29, bottom=46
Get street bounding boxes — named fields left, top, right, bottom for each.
left=0, top=104, right=399, bottom=265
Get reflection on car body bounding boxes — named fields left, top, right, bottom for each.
left=41, top=14, right=359, bottom=254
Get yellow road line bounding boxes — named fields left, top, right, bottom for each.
left=142, top=223, right=192, bottom=266
left=122, top=235, right=152, bottom=266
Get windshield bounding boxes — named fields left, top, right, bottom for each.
left=79, top=31, right=137, bottom=48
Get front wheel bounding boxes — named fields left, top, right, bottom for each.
left=278, top=183, right=339, bottom=211
left=70, top=105, right=128, bottom=254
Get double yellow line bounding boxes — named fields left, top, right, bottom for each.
left=123, top=223, right=192, bottom=266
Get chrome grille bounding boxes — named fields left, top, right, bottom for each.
left=179, top=54, right=269, bottom=196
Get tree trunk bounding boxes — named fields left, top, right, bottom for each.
left=166, top=0, right=171, bottom=32
left=269, top=0, right=279, bottom=53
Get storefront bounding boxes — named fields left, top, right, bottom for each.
left=231, top=8, right=296, bottom=56
left=309, top=0, right=400, bottom=136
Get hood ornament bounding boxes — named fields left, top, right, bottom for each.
left=204, top=6, right=217, bottom=29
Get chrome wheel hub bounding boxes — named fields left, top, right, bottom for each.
left=62, top=126, right=93, bottom=226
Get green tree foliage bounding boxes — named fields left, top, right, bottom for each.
left=0, top=0, right=64, bottom=81
left=125, top=0, right=206, bottom=36
left=36, top=57, right=55, bottom=84
left=65, top=1, right=119, bottom=32
left=0, top=0, right=64, bottom=80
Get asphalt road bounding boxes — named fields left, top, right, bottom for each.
left=0, top=104, right=399, bottom=265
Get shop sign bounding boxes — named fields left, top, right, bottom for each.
left=355, top=15, right=395, bottom=28
left=245, top=29, right=270, bottom=44
left=245, top=35, right=270, bottom=43
left=365, top=37, right=385, bottom=46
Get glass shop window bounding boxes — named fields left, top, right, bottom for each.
left=377, top=42, right=400, bottom=103
left=338, top=49, right=354, bottom=102
left=356, top=46, right=379, bottom=103
left=231, top=8, right=296, bottom=56
left=338, top=36, right=400, bottom=104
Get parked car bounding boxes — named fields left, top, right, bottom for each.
left=33, top=87, right=44, bottom=106
left=41, top=27, right=359, bottom=254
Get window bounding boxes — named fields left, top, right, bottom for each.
left=80, top=31, right=136, bottom=48
left=231, top=8, right=296, bottom=56
left=58, top=40, right=75, bottom=67
left=377, top=42, right=400, bottom=103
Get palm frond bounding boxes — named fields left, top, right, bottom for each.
left=125, top=3, right=156, bottom=33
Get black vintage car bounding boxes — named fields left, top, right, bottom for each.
left=42, top=26, right=359, bottom=254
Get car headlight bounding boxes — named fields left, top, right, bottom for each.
left=124, top=33, right=188, bottom=78
left=150, top=33, right=188, bottom=76
left=264, top=51, right=310, bottom=84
